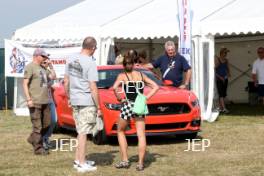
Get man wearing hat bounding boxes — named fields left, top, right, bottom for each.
left=215, top=48, right=231, bottom=113
left=23, top=48, right=51, bottom=155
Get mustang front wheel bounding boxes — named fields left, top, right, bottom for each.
left=92, top=129, right=108, bottom=145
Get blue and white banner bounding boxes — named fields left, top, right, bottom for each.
left=177, top=0, right=192, bottom=65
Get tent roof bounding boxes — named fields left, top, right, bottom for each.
left=13, top=0, right=153, bottom=43
left=14, top=0, right=261, bottom=42
left=100, top=0, right=232, bottom=39
left=201, top=0, right=264, bottom=35
left=101, top=0, right=180, bottom=39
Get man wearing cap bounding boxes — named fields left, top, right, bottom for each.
left=252, top=47, right=264, bottom=105
left=23, top=48, right=51, bottom=155
left=215, top=48, right=231, bottom=113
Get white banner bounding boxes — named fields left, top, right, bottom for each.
left=177, top=0, right=192, bottom=65
left=4, top=40, right=82, bottom=78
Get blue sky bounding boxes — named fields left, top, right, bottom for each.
left=0, top=0, right=83, bottom=47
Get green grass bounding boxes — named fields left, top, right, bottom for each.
left=0, top=104, right=264, bottom=176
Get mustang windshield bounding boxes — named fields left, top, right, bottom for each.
left=97, top=68, right=162, bottom=88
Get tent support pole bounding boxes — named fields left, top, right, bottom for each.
left=13, top=78, right=17, bottom=116
left=148, top=38, right=153, bottom=61
left=4, top=76, right=8, bottom=114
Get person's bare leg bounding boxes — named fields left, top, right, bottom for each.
left=77, top=133, right=87, bottom=165
left=135, top=118, right=146, bottom=166
left=117, top=118, right=129, bottom=161
left=75, top=134, right=79, bottom=161
left=219, top=97, right=226, bottom=110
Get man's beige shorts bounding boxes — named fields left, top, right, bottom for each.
left=72, top=106, right=97, bottom=134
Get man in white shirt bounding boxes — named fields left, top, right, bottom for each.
left=252, top=47, right=264, bottom=105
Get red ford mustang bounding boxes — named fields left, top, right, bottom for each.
left=53, top=65, right=201, bottom=144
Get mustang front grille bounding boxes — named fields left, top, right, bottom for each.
left=147, top=103, right=191, bottom=115
left=145, top=122, right=188, bottom=130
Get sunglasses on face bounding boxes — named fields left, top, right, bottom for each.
left=42, top=61, right=49, bottom=64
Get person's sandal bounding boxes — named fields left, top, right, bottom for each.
left=115, top=161, right=130, bottom=169
left=136, top=164, right=144, bottom=171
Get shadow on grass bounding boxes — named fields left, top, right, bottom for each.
left=85, top=150, right=119, bottom=166
left=85, top=151, right=166, bottom=168
left=219, top=103, right=264, bottom=116
left=128, top=151, right=167, bottom=168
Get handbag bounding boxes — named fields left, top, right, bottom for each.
left=132, top=91, right=149, bottom=115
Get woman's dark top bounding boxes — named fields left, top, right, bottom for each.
left=124, top=72, right=144, bottom=101
left=216, top=58, right=228, bottom=79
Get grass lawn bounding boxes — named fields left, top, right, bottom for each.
left=0, top=104, right=264, bottom=176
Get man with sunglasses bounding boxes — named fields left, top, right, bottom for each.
left=23, top=48, right=51, bottom=155
left=252, top=47, right=264, bottom=105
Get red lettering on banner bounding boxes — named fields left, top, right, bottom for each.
left=184, top=0, right=188, bottom=41
left=51, top=59, right=66, bottom=65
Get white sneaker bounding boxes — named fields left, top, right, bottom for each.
left=73, top=160, right=96, bottom=169
left=86, top=160, right=96, bottom=166
left=76, top=163, right=97, bottom=173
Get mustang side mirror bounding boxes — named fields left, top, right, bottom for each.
left=163, top=80, right=173, bottom=86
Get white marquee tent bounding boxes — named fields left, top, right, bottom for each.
left=13, top=0, right=233, bottom=41
left=200, top=0, right=264, bottom=35
left=7, top=0, right=264, bottom=121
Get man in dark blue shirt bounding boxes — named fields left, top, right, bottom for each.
left=145, top=41, right=191, bottom=88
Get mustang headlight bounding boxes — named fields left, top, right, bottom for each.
left=105, top=103, right=122, bottom=110
left=191, top=99, right=200, bottom=107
